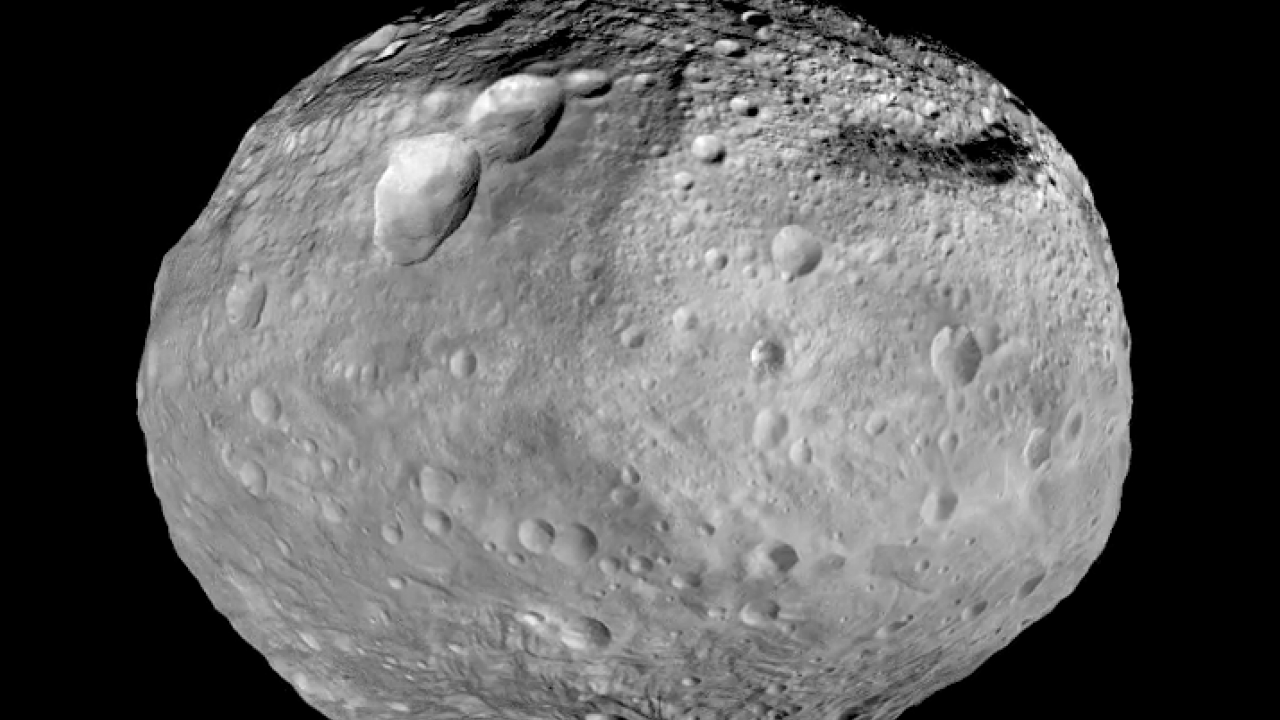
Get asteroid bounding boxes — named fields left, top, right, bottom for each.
left=136, top=2, right=1133, bottom=719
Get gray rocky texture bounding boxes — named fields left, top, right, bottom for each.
left=136, top=2, right=1132, bottom=719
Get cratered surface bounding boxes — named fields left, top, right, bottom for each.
left=136, top=2, right=1134, bottom=719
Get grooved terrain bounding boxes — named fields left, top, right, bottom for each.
left=137, top=2, right=1132, bottom=719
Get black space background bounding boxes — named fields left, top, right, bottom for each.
left=111, top=2, right=1169, bottom=719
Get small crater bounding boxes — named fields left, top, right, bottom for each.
left=771, top=225, right=824, bottom=278
left=751, top=339, right=786, bottom=374
left=730, top=96, right=757, bottom=116
left=619, top=325, right=646, bottom=348
left=690, top=134, right=726, bottom=163
left=921, top=487, right=960, bottom=524
left=750, top=540, right=800, bottom=575
left=1023, top=427, right=1052, bottom=471
left=609, top=486, right=639, bottom=508
left=1063, top=408, right=1085, bottom=445
left=938, top=428, right=960, bottom=454
left=319, top=497, right=346, bottom=523
left=421, top=507, right=452, bottom=536
left=814, top=553, right=847, bottom=573
left=248, top=386, right=281, bottom=425
left=225, top=275, right=267, bottom=331
left=788, top=438, right=813, bottom=465
left=237, top=460, right=267, bottom=497
left=1017, top=573, right=1045, bottom=599
left=704, top=248, right=729, bottom=271
left=570, top=251, right=606, bottom=281
left=551, top=523, right=599, bottom=565
left=865, top=412, right=889, bottom=436
left=515, top=610, right=545, bottom=627
left=930, top=325, right=983, bottom=387
left=671, top=571, right=702, bottom=589
left=620, top=465, right=641, bottom=485
left=752, top=408, right=789, bottom=449
left=380, top=521, right=403, bottom=545
left=561, top=616, right=612, bottom=651
left=973, top=319, right=1002, bottom=355
left=517, top=518, right=555, bottom=554
left=672, top=306, right=698, bottom=331
left=767, top=543, right=800, bottom=572
left=876, top=615, right=915, bottom=637
left=962, top=600, right=989, bottom=621
left=740, top=599, right=780, bottom=627
left=449, top=349, right=477, bottom=379
left=418, top=465, right=456, bottom=505
left=985, top=383, right=1002, bottom=404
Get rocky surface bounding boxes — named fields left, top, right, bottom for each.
left=136, top=2, right=1132, bottom=719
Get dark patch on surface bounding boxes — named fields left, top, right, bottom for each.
left=819, top=121, right=1035, bottom=186
left=951, top=124, right=1029, bottom=183
left=717, top=0, right=757, bottom=17
left=440, top=23, right=579, bottom=86
left=766, top=542, right=800, bottom=573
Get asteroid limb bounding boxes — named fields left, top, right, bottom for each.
left=137, top=2, right=1132, bottom=719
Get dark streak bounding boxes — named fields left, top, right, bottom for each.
left=821, top=120, right=1035, bottom=186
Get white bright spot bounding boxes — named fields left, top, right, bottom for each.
left=374, top=133, right=482, bottom=265
left=466, top=74, right=565, bottom=162
left=690, top=134, right=726, bottom=163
